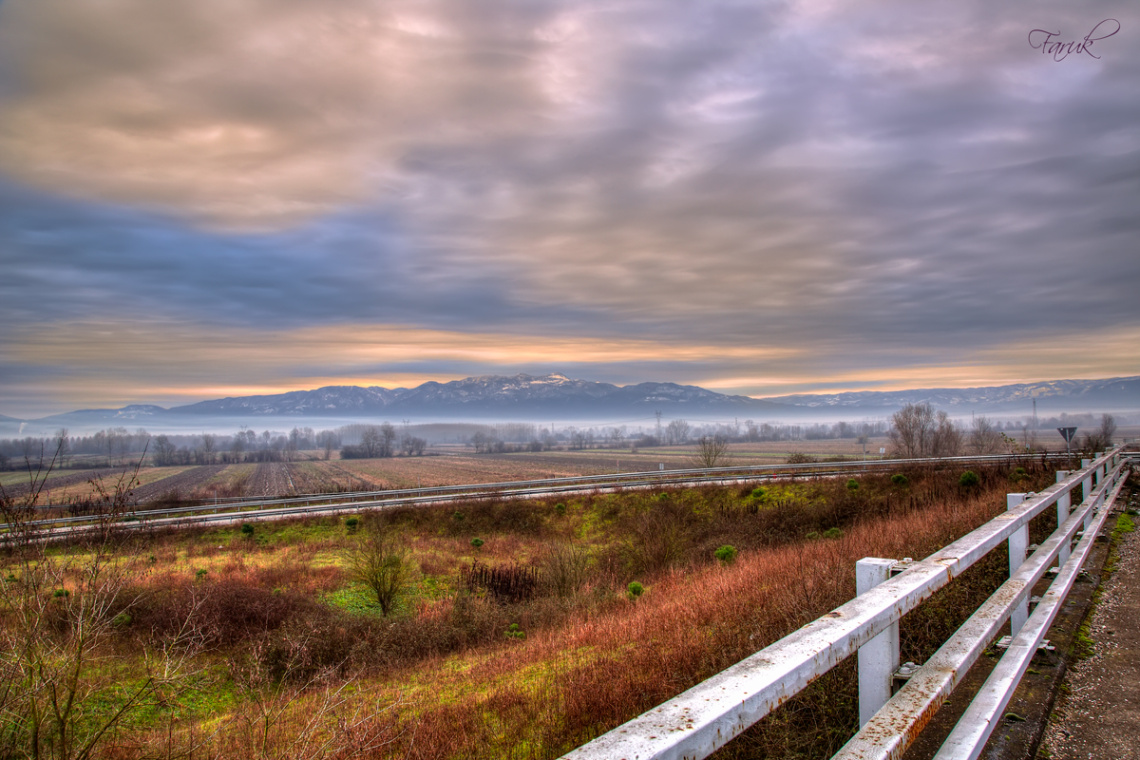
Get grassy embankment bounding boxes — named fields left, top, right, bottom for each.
left=0, top=457, right=1071, bottom=760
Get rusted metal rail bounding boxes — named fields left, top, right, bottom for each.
left=560, top=449, right=1129, bottom=760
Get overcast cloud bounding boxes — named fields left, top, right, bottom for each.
left=1, top=0, right=1137, bottom=416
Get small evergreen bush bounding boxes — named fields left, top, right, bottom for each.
left=714, top=545, right=738, bottom=564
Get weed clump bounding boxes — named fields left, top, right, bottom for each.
left=627, top=581, right=645, bottom=599
left=959, top=471, right=980, bottom=488
left=538, top=543, right=591, bottom=597
left=714, top=545, right=738, bottom=564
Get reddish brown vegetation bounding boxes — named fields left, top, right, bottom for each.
left=21, top=457, right=1070, bottom=760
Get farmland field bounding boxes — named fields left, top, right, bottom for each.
left=1, top=437, right=897, bottom=506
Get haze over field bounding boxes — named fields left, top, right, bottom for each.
left=2, top=0, right=1138, bottom=418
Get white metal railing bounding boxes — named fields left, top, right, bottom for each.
left=561, top=449, right=1129, bottom=760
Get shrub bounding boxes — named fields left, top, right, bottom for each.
left=750, top=487, right=766, bottom=499
left=464, top=561, right=538, bottom=604
left=891, top=474, right=909, bottom=486
left=714, top=545, right=738, bottom=564
left=111, top=613, right=132, bottom=629
left=959, top=471, right=980, bottom=488
left=240, top=523, right=255, bottom=538
left=822, top=527, right=844, bottom=540
left=787, top=452, right=817, bottom=464
left=554, top=502, right=567, bottom=516
left=471, top=537, right=484, bottom=549
left=348, top=530, right=411, bottom=616
left=627, top=581, right=645, bottom=599
left=539, top=543, right=591, bottom=597
left=131, top=577, right=316, bottom=647
left=345, top=516, right=360, bottom=534
left=505, top=623, right=526, bottom=640
left=846, top=479, right=859, bottom=491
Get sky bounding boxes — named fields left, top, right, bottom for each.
left=1, top=0, right=1138, bottom=418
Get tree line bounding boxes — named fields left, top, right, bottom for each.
left=886, top=404, right=1118, bottom=458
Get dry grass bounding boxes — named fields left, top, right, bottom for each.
left=4, top=459, right=1068, bottom=760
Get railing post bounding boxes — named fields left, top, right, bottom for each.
left=1007, top=493, right=1029, bottom=635
left=857, top=558, right=899, bottom=726
left=1080, top=458, right=1093, bottom=515
left=1055, top=472, right=1070, bottom=567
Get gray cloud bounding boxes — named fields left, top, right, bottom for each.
left=1, top=0, right=1138, bottom=414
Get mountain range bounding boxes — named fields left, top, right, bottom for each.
left=767, top=376, right=1140, bottom=415
left=3, top=373, right=1139, bottom=436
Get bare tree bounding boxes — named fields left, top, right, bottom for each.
left=200, top=433, right=217, bottom=465
left=665, top=419, right=690, bottom=446
left=379, top=422, right=397, bottom=457
left=1100, top=413, right=1117, bottom=447
left=692, top=434, right=732, bottom=468
left=968, top=416, right=1003, bottom=455
left=889, top=403, right=962, bottom=458
left=360, top=426, right=383, bottom=458
left=401, top=436, right=427, bottom=456
left=347, top=529, right=410, bottom=616
left=931, top=411, right=962, bottom=457
left=1081, top=413, right=1118, bottom=452
left=54, top=428, right=70, bottom=468
left=889, top=403, right=935, bottom=458
left=317, top=430, right=339, bottom=461
left=0, top=450, right=192, bottom=760
left=153, top=434, right=177, bottom=466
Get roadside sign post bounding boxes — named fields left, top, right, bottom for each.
left=1057, top=426, right=1077, bottom=454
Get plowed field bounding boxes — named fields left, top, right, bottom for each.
left=130, top=465, right=229, bottom=503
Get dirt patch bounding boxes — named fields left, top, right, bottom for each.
left=246, top=462, right=294, bottom=497
left=1038, top=508, right=1140, bottom=759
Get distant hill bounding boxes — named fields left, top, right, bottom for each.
left=767, top=376, right=1140, bottom=415
left=5, top=374, right=1139, bottom=435
left=169, top=373, right=784, bottom=418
